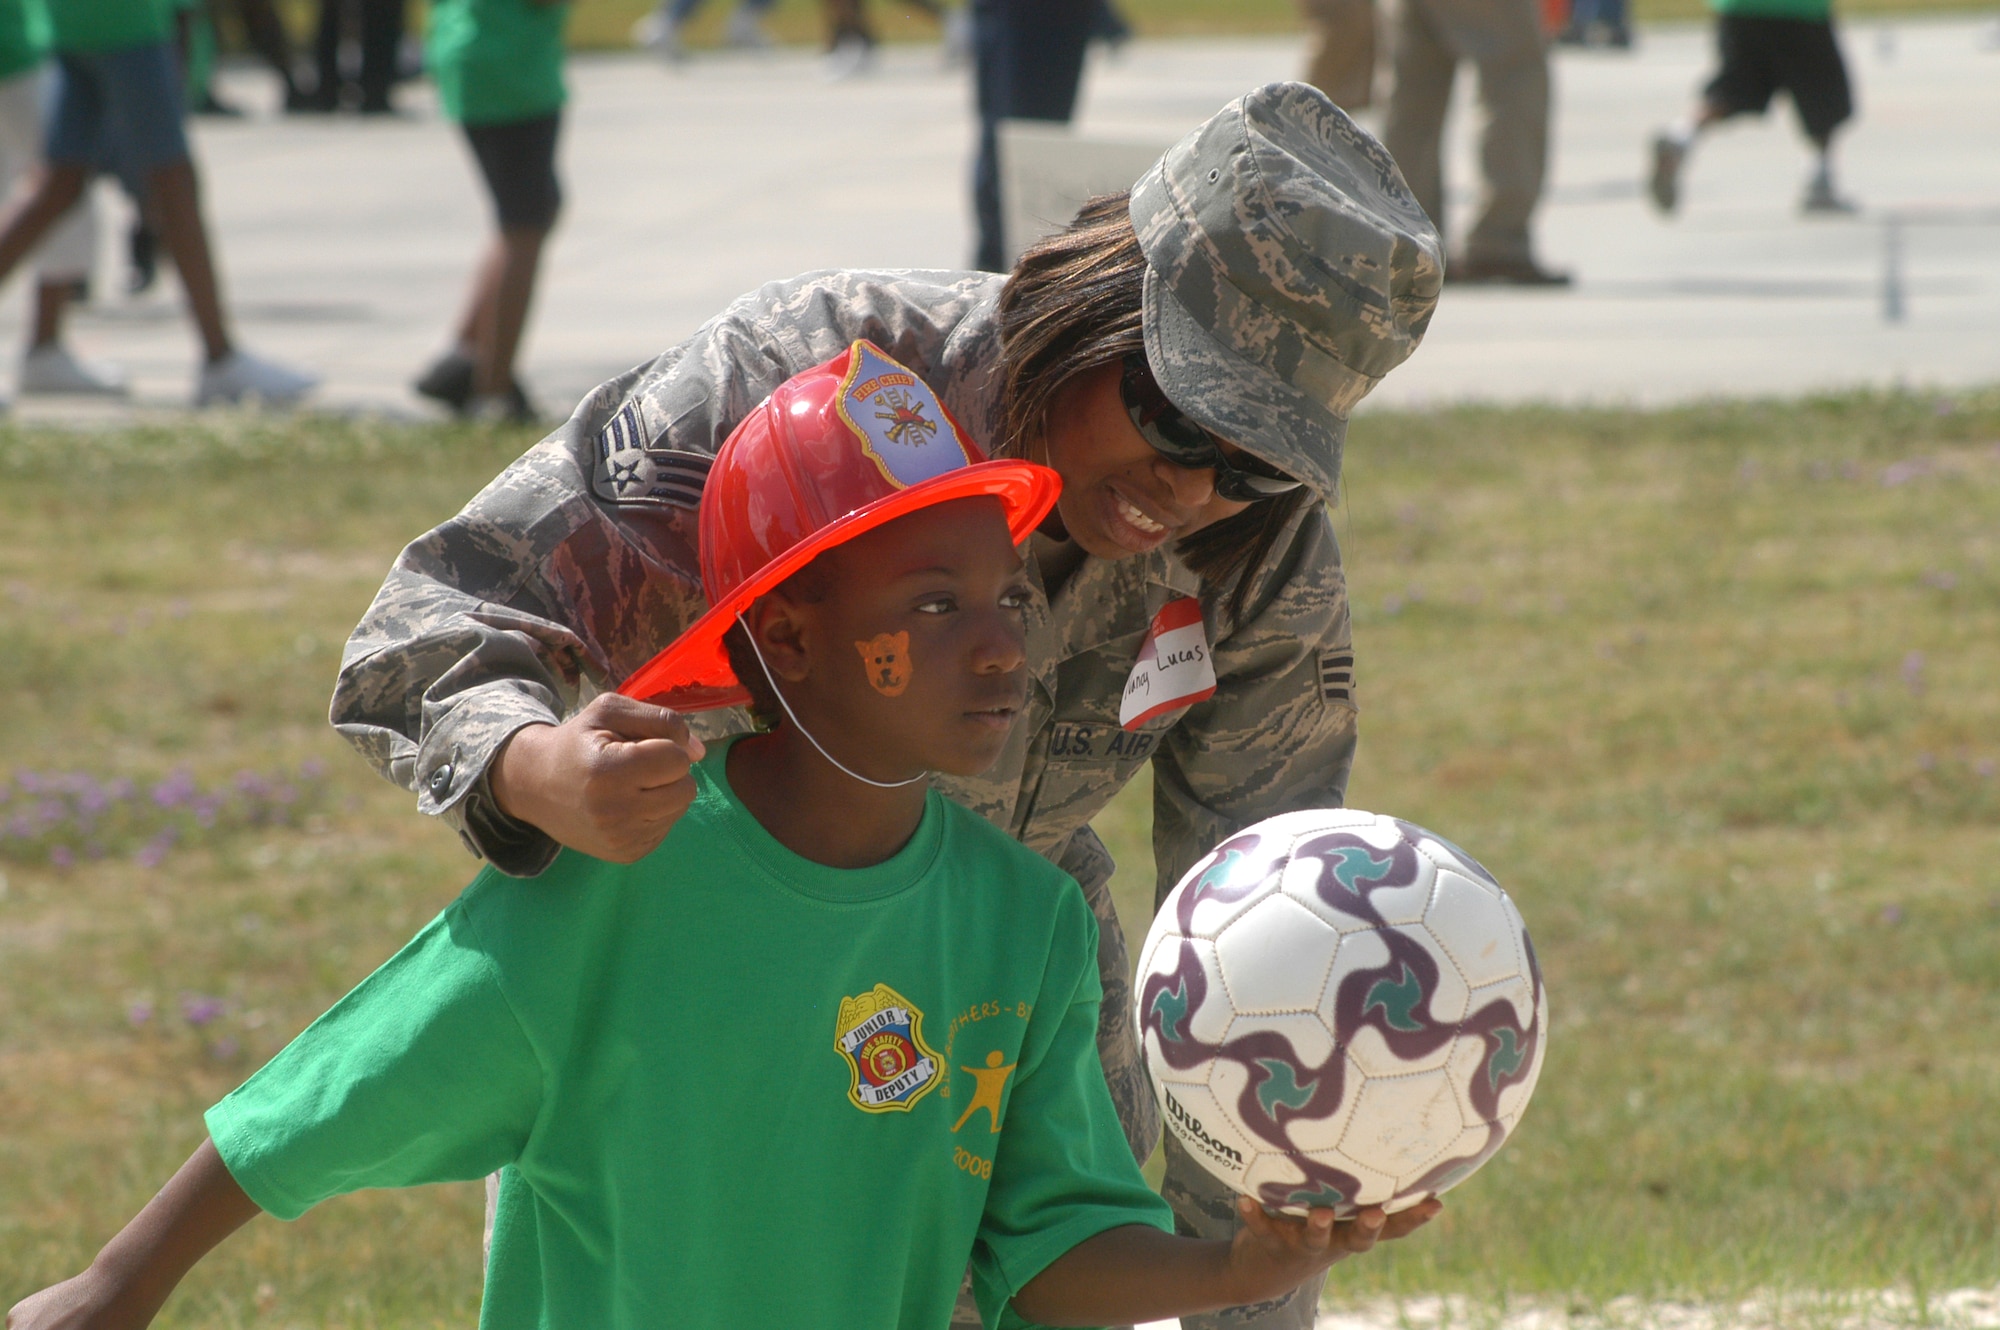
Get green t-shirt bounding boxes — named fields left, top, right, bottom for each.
left=42, top=0, right=166, bottom=54
left=207, top=739, right=1170, bottom=1330
left=0, top=0, right=48, bottom=79
left=1708, top=0, right=1832, bottom=21
left=424, top=0, right=566, bottom=126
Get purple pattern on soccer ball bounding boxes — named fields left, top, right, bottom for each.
left=1141, top=820, right=1544, bottom=1216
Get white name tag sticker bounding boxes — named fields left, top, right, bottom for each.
left=1119, top=597, right=1216, bottom=730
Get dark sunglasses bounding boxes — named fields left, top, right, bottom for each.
left=1118, top=355, right=1304, bottom=502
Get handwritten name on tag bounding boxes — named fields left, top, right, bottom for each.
left=1119, top=597, right=1216, bottom=730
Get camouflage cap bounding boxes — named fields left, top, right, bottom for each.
left=1129, top=81, right=1443, bottom=500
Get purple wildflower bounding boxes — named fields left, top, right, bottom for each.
left=128, top=1000, right=154, bottom=1026
left=49, top=844, right=74, bottom=869
left=300, top=758, right=327, bottom=779
left=151, top=769, right=196, bottom=809
left=181, top=995, right=226, bottom=1027
left=75, top=780, right=109, bottom=816
left=1901, top=651, right=1926, bottom=695
left=135, top=827, right=178, bottom=869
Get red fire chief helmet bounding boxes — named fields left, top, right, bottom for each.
left=618, top=339, right=1061, bottom=712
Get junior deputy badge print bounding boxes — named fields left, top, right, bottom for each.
left=834, top=341, right=973, bottom=491
left=835, top=982, right=942, bottom=1113
left=1119, top=597, right=1217, bottom=730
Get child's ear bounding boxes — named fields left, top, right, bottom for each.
left=746, top=594, right=814, bottom=686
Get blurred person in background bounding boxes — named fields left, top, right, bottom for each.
left=0, top=0, right=317, bottom=403
left=0, top=0, right=123, bottom=395
left=1382, top=0, right=1570, bottom=284
left=819, top=0, right=956, bottom=78
left=1647, top=0, right=1855, bottom=213
left=630, top=0, right=772, bottom=60
left=180, top=0, right=310, bottom=115
left=412, top=0, right=570, bottom=421
left=301, top=0, right=407, bottom=111
left=970, top=0, right=1094, bottom=271
left=1558, top=0, right=1631, bottom=48
left=1299, top=0, right=1375, bottom=110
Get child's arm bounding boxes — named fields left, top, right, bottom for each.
left=1010, top=1196, right=1444, bottom=1327
left=6, top=1139, right=260, bottom=1330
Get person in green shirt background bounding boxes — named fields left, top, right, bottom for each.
left=0, top=0, right=126, bottom=397
left=0, top=0, right=319, bottom=402
left=410, top=0, right=569, bottom=423
left=1647, top=0, right=1857, bottom=214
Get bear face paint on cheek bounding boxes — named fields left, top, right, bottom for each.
left=855, top=631, right=912, bottom=696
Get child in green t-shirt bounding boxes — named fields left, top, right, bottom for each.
left=410, top=0, right=570, bottom=423
left=6, top=345, right=1439, bottom=1330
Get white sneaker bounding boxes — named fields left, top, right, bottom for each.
left=18, top=343, right=128, bottom=396
left=724, top=5, right=770, bottom=48
left=195, top=350, right=319, bottom=407
left=822, top=33, right=875, bottom=80
left=631, top=10, right=684, bottom=58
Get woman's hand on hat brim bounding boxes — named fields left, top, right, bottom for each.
left=491, top=694, right=707, bottom=863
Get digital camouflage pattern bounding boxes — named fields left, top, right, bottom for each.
left=337, top=84, right=1440, bottom=1330
left=1132, top=81, right=1443, bottom=502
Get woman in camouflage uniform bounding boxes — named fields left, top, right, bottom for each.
left=335, top=81, right=1440, bottom=1330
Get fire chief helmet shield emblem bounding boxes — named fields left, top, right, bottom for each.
left=835, top=982, right=942, bottom=1113
left=834, top=342, right=974, bottom=491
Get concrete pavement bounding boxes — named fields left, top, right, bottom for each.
left=3, top=16, right=1996, bottom=424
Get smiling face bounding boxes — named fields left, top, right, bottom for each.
left=744, top=497, right=1033, bottom=780
left=1036, top=363, right=1255, bottom=559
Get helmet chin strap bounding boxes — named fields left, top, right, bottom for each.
left=737, top=616, right=928, bottom=791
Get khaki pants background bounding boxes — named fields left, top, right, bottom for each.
left=1381, top=0, right=1551, bottom=266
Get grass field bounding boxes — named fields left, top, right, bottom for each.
left=2, top=390, right=1997, bottom=1326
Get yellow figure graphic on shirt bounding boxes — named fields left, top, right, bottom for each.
left=952, top=1049, right=1017, bottom=1133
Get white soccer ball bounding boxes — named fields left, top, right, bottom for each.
left=1135, top=809, right=1546, bottom=1217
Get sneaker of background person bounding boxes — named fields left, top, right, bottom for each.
left=465, top=381, right=539, bottom=425
left=127, top=222, right=159, bottom=294
left=18, top=343, right=129, bottom=396
left=1648, top=133, right=1685, bottom=214
left=822, top=32, right=874, bottom=79
left=195, top=350, right=320, bottom=407
left=724, top=4, right=770, bottom=48
left=1800, top=169, right=1857, bottom=215
left=414, top=349, right=476, bottom=413
left=631, top=9, right=685, bottom=58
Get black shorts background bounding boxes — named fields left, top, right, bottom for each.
left=463, top=113, right=563, bottom=231
left=1704, top=14, right=1854, bottom=142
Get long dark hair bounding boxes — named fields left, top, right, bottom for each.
left=996, top=193, right=1309, bottom=627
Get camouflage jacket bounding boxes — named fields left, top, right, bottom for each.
left=333, top=269, right=1359, bottom=1159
